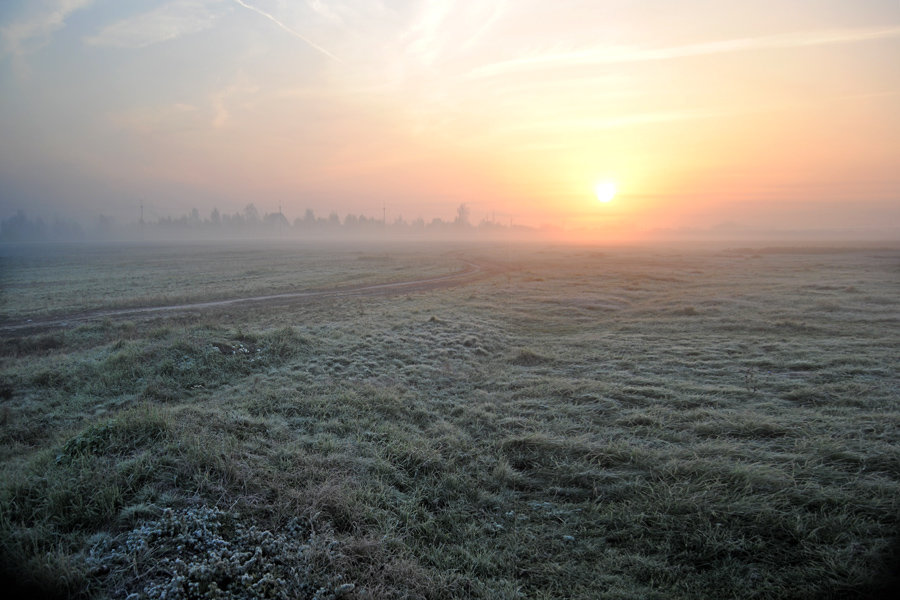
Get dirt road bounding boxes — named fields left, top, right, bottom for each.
left=1, top=258, right=499, bottom=333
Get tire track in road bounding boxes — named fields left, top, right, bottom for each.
left=1, top=258, right=497, bottom=333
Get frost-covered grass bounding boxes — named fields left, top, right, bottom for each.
left=0, top=241, right=459, bottom=319
left=1, top=242, right=898, bottom=599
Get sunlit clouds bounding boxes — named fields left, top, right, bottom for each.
left=1, top=0, right=898, bottom=240
left=84, top=1, right=222, bottom=49
left=466, top=25, right=900, bottom=78
left=0, top=0, right=93, bottom=58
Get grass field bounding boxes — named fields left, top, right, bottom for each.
left=1, top=241, right=898, bottom=599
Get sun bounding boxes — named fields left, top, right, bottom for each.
left=594, top=181, right=617, bottom=203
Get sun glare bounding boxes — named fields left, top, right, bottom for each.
left=595, top=181, right=617, bottom=203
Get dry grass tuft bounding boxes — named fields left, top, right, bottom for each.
left=509, top=347, right=552, bottom=367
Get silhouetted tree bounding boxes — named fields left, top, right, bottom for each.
left=243, top=203, right=260, bottom=225
left=95, top=214, right=114, bottom=237
left=1, top=211, right=46, bottom=242
left=264, top=212, right=289, bottom=228
left=454, top=203, right=471, bottom=228
left=52, top=217, right=84, bottom=240
left=295, top=208, right=316, bottom=229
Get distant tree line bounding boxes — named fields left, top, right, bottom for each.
left=1, top=203, right=530, bottom=243
left=0, top=210, right=91, bottom=242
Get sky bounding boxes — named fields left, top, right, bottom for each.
left=1, top=0, right=898, bottom=241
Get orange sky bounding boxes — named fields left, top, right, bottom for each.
left=1, top=1, right=898, bottom=240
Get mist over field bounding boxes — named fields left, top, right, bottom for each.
left=0, top=204, right=538, bottom=244
left=4, top=204, right=898, bottom=246
left=2, top=0, right=900, bottom=597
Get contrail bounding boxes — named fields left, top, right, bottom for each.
left=231, top=0, right=341, bottom=62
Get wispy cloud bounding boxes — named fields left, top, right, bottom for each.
left=210, top=80, right=260, bottom=128
left=401, top=1, right=509, bottom=66
left=1, top=0, right=93, bottom=57
left=469, top=25, right=900, bottom=78
left=231, top=0, right=341, bottom=62
left=108, top=80, right=261, bottom=136
left=459, top=1, right=508, bottom=52
left=109, top=102, right=201, bottom=136
left=497, top=108, right=732, bottom=136
left=305, top=0, right=346, bottom=25
left=402, top=0, right=452, bottom=66
left=84, top=0, right=220, bottom=49
left=494, top=87, right=900, bottom=139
